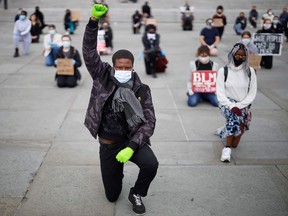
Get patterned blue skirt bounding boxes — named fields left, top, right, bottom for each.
left=218, top=99, right=251, bottom=139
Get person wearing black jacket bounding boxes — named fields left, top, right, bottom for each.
left=233, top=12, right=247, bottom=35
left=30, top=14, right=41, bottom=43
left=83, top=4, right=158, bottom=216
left=54, top=35, right=82, bottom=87
left=248, top=5, right=258, bottom=28
left=257, top=19, right=274, bottom=69
left=142, top=24, right=160, bottom=78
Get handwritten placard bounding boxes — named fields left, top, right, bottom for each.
left=213, top=18, right=223, bottom=27
left=252, top=33, right=283, bottom=56
left=249, top=54, right=262, bottom=70
left=192, top=70, right=217, bottom=93
left=56, top=58, right=74, bottom=76
left=146, top=18, right=158, bottom=26
left=71, top=10, right=82, bottom=21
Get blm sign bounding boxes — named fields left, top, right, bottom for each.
left=192, top=70, right=217, bottom=93
left=252, top=33, right=283, bottom=56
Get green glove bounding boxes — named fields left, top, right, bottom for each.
left=91, top=4, right=108, bottom=19
left=116, top=147, right=134, bottom=163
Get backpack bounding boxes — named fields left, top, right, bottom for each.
left=224, top=65, right=251, bottom=92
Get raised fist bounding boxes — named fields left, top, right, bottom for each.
left=91, top=4, right=108, bottom=19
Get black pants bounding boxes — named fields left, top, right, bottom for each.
left=57, top=75, right=77, bottom=88
left=216, top=27, right=224, bottom=39
left=249, top=17, right=257, bottom=28
left=144, top=52, right=158, bottom=75
left=261, top=56, right=273, bottom=69
left=99, top=141, right=158, bottom=202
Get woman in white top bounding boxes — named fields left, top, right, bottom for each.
left=187, top=45, right=219, bottom=107
left=216, top=43, right=257, bottom=162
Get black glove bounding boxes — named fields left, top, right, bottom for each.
left=231, top=107, right=242, bottom=116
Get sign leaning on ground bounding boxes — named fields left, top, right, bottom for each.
left=252, top=33, right=283, bottom=56
left=192, top=70, right=217, bottom=93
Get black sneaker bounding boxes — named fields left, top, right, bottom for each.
left=128, top=188, right=146, bottom=215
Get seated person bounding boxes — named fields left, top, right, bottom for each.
left=43, top=25, right=62, bottom=66
left=233, top=12, right=247, bottom=35
left=54, top=35, right=82, bottom=88
left=199, top=18, right=220, bottom=56
left=187, top=45, right=219, bottom=107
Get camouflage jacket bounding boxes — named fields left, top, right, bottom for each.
left=82, top=19, right=156, bottom=150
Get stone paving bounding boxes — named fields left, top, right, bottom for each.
left=0, top=0, right=288, bottom=215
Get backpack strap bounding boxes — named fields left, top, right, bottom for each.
left=224, top=66, right=228, bottom=82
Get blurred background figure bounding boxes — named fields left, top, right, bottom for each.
left=199, top=18, right=220, bottom=56
left=142, top=24, right=160, bottom=78
left=142, top=1, right=151, bottom=18
left=262, top=9, right=274, bottom=22
left=33, top=6, right=46, bottom=33
left=181, top=4, right=194, bottom=31
left=272, top=16, right=284, bottom=33
left=99, top=21, right=113, bottom=55
left=64, top=9, right=79, bottom=35
left=257, top=19, right=274, bottom=69
left=14, top=8, right=22, bottom=22
left=249, top=5, right=258, bottom=28
left=43, top=25, right=62, bottom=66
left=234, top=12, right=247, bottom=35
left=279, top=7, right=288, bottom=42
left=132, top=10, right=142, bottom=34
left=30, top=14, right=41, bottom=43
left=13, top=10, right=31, bottom=57
left=212, top=5, right=227, bottom=39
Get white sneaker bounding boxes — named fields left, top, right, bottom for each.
left=215, top=125, right=225, bottom=136
left=221, top=147, right=231, bottom=162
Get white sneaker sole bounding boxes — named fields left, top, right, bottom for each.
left=221, top=156, right=231, bottom=162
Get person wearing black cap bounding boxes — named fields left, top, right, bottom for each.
left=82, top=4, right=158, bottom=216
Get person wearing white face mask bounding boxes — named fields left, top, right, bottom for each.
left=43, top=25, right=62, bottom=66
left=54, top=35, right=82, bottom=88
left=257, top=19, right=274, bottom=69
left=187, top=45, right=219, bottom=107
left=262, top=9, right=274, bottom=22
left=142, top=24, right=161, bottom=78
left=83, top=5, right=158, bottom=215
left=271, top=16, right=284, bottom=33
left=240, top=31, right=258, bottom=54
left=13, top=10, right=31, bottom=57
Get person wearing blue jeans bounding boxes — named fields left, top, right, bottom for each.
left=187, top=45, right=219, bottom=107
left=233, top=12, right=247, bottom=35
left=43, top=25, right=62, bottom=66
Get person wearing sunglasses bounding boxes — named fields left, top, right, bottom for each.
left=216, top=43, right=257, bottom=163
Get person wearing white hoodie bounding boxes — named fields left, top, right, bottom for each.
left=13, top=10, right=31, bottom=57
left=216, top=43, right=257, bottom=162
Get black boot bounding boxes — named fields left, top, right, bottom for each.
left=13, top=48, right=19, bottom=58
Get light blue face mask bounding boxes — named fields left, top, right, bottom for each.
left=114, top=70, right=132, bottom=83
left=62, top=41, right=71, bottom=48
left=19, top=15, right=26, bottom=20
left=49, top=30, right=56, bottom=35
left=242, top=38, right=250, bottom=45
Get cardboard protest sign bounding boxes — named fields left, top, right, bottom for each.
left=252, top=33, right=283, bottom=56
left=146, top=18, right=158, bottom=26
left=192, top=70, right=217, bottom=93
left=56, top=58, right=74, bottom=76
left=71, top=10, right=82, bottom=21
left=97, top=30, right=106, bottom=52
left=213, top=18, right=223, bottom=27
left=249, top=54, right=262, bottom=70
